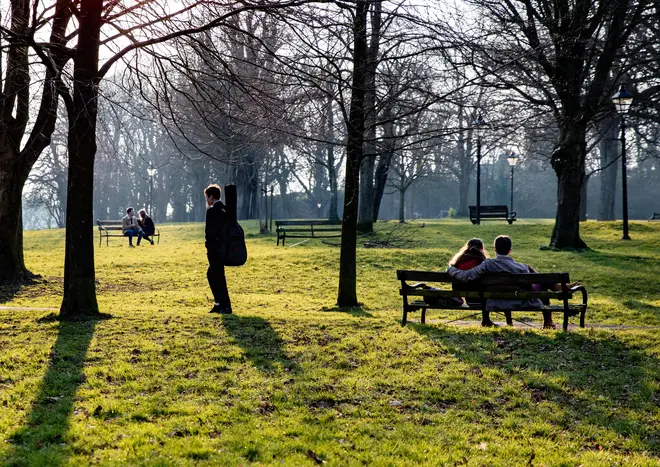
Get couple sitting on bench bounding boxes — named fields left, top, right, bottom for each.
left=447, top=235, right=578, bottom=329
left=122, top=207, right=156, bottom=247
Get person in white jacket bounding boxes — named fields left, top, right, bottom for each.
left=122, top=207, right=144, bottom=247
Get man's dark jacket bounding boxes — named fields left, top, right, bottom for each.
left=205, top=201, right=227, bottom=256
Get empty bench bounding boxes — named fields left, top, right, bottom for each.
left=275, top=220, right=342, bottom=246
left=649, top=212, right=660, bottom=221
left=97, top=220, right=160, bottom=246
left=469, top=205, right=516, bottom=224
left=397, top=270, right=587, bottom=331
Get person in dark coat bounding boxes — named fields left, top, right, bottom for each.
left=137, top=209, right=155, bottom=245
left=204, top=184, right=232, bottom=314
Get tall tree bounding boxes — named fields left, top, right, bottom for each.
left=0, top=0, right=70, bottom=280
left=452, top=0, right=651, bottom=248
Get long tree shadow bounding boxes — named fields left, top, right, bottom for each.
left=5, top=317, right=102, bottom=466
left=220, top=314, right=299, bottom=374
left=0, top=275, right=46, bottom=304
left=411, top=324, right=660, bottom=455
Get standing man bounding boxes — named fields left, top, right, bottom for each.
left=204, top=184, right=232, bottom=314
left=122, top=207, right=143, bottom=247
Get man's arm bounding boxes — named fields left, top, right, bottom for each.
left=447, top=260, right=490, bottom=281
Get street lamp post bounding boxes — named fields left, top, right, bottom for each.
left=611, top=85, right=633, bottom=240
left=471, top=115, right=489, bottom=224
left=147, top=162, right=156, bottom=217
left=506, top=151, right=519, bottom=214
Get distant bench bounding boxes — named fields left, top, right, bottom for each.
left=275, top=220, right=341, bottom=246
left=469, top=205, right=516, bottom=224
left=97, top=220, right=160, bottom=247
left=649, top=212, right=660, bottom=221
left=397, top=270, right=587, bottom=331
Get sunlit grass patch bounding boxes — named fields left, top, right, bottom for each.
left=1, top=220, right=660, bottom=464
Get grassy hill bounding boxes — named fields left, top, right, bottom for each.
left=1, top=220, right=659, bottom=465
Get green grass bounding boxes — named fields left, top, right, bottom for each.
left=1, top=219, right=659, bottom=465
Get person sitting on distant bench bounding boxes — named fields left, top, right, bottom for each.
left=137, top=208, right=155, bottom=245
left=446, top=235, right=554, bottom=328
left=122, top=207, right=143, bottom=247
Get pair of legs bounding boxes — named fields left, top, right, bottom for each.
left=141, top=231, right=155, bottom=245
left=207, top=254, right=232, bottom=313
left=481, top=310, right=555, bottom=329
left=124, top=227, right=143, bottom=246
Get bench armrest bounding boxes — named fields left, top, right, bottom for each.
left=569, top=285, right=588, bottom=306
left=509, top=211, right=517, bottom=219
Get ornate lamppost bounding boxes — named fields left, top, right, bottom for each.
left=471, top=114, right=489, bottom=224
left=506, top=151, right=519, bottom=214
left=611, top=85, right=633, bottom=240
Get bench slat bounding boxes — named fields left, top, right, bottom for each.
left=401, top=289, right=573, bottom=300
left=276, top=220, right=341, bottom=226
left=397, top=270, right=570, bottom=285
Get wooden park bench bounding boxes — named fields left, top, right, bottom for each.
left=397, top=270, right=588, bottom=331
left=97, top=220, right=160, bottom=247
left=469, top=205, right=517, bottom=224
left=275, top=220, right=341, bottom=246
left=648, top=212, right=660, bottom=221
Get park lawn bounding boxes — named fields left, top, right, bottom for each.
left=0, top=219, right=659, bottom=465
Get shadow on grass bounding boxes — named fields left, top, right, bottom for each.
left=220, top=314, right=299, bottom=374
left=320, top=305, right=374, bottom=318
left=4, top=316, right=106, bottom=466
left=410, top=324, right=660, bottom=454
left=0, top=274, right=44, bottom=304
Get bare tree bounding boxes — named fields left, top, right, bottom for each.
left=448, top=0, right=652, bottom=248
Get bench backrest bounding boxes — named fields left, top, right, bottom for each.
left=275, top=220, right=341, bottom=227
left=397, top=270, right=570, bottom=288
left=97, top=220, right=123, bottom=230
left=468, top=205, right=509, bottom=217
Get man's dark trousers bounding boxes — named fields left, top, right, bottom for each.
left=207, top=253, right=231, bottom=309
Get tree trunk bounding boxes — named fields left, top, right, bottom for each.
left=457, top=174, right=470, bottom=217
left=372, top=110, right=394, bottom=223
left=398, top=183, right=406, bottom=223
left=0, top=0, right=68, bottom=279
left=598, top=117, right=618, bottom=221
left=357, top=155, right=375, bottom=231
left=326, top=97, right=340, bottom=222
left=0, top=162, right=30, bottom=279
left=579, top=174, right=589, bottom=221
left=337, top=0, right=368, bottom=308
left=60, top=0, right=103, bottom=318
left=550, top=124, right=588, bottom=249
left=355, top=0, right=381, bottom=233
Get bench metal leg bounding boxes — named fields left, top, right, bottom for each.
left=421, top=308, right=426, bottom=324
left=402, top=296, right=409, bottom=326
left=504, top=311, right=513, bottom=326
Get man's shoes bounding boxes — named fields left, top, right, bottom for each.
left=129, top=244, right=134, bottom=247
left=209, top=306, right=232, bottom=314
left=150, top=240, right=155, bottom=245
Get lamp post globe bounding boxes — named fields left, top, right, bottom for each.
left=611, top=85, right=633, bottom=240
left=471, top=114, right=489, bottom=225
